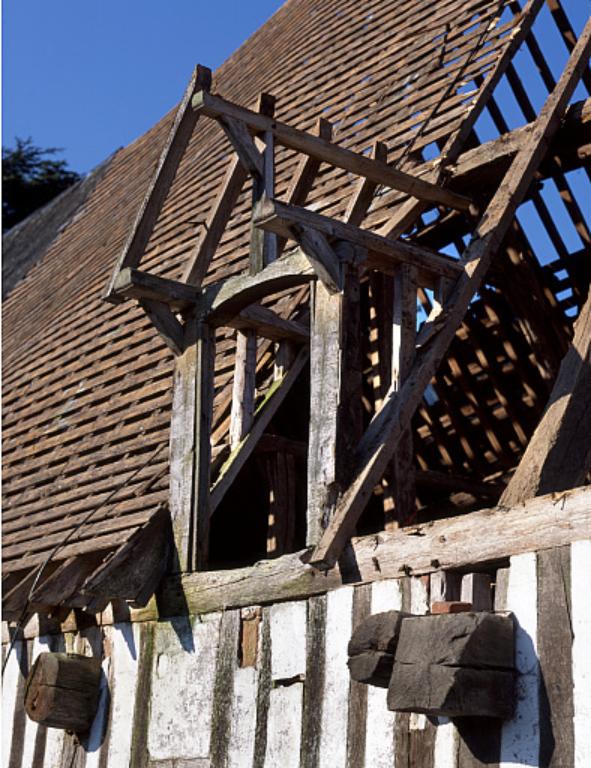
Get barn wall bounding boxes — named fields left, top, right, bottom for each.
left=3, top=542, right=591, bottom=768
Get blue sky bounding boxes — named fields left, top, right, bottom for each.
left=3, top=0, right=589, bottom=181
left=3, top=0, right=284, bottom=174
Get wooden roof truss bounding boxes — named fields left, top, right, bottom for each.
left=104, top=9, right=591, bottom=575
left=5, top=1, right=590, bottom=628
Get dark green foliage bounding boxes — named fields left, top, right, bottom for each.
left=2, top=137, right=80, bottom=232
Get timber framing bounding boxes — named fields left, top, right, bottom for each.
left=5, top=0, right=591, bottom=622
left=310, top=19, right=591, bottom=569
left=3, top=486, right=590, bottom=638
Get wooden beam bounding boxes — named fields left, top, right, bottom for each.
left=307, top=260, right=362, bottom=545
left=296, top=225, right=342, bottom=292
left=309, top=20, right=591, bottom=569
left=113, top=267, right=199, bottom=309
left=182, top=93, right=278, bottom=286
left=254, top=197, right=463, bottom=284
left=378, top=0, right=546, bottom=239
left=139, top=298, right=184, bottom=356
left=277, top=117, right=333, bottom=257
left=286, top=117, right=332, bottom=205
left=201, top=249, right=316, bottom=322
left=104, top=65, right=212, bottom=302
left=346, top=140, right=388, bottom=226
left=220, top=117, right=264, bottom=177
left=501, top=287, right=591, bottom=505
left=81, top=505, right=172, bottom=608
left=182, top=156, right=248, bottom=286
left=229, top=330, right=257, bottom=449
left=390, top=265, right=418, bottom=528
left=231, top=304, right=309, bottom=343
left=249, top=93, right=277, bottom=272
left=447, top=97, right=591, bottom=189
left=28, top=552, right=106, bottom=611
left=192, top=90, right=475, bottom=213
left=157, top=486, right=591, bottom=618
left=210, top=347, right=309, bottom=513
left=169, top=317, right=216, bottom=571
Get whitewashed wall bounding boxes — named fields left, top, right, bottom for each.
left=3, top=541, right=590, bottom=768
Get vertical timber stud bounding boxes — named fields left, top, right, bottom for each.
left=391, top=265, right=418, bottom=527
left=307, top=247, right=363, bottom=546
left=169, top=314, right=215, bottom=571
left=230, top=94, right=277, bottom=448
left=251, top=93, right=277, bottom=273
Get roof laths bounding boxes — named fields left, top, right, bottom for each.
left=2, top=0, right=590, bottom=618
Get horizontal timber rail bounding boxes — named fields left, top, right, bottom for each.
left=255, top=197, right=465, bottom=286
left=192, top=90, right=476, bottom=214
left=113, top=264, right=311, bottom=342
left=4, top=486, right=590, bottom=638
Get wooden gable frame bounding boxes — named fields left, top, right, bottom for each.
left=3, top=0, right=591, bottom=630
left=102, top=3, right=590, bottom=575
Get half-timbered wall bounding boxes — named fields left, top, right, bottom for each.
left=4, top=541, right=591, bottom=768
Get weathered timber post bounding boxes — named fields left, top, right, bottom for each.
left=306, top=246, right=363, bottom=546
left=24, top=653, right=102, bottom=733
left=391, top=264, right=418, bottom=527
left=230, top=93, right=278, bottom=449
left=169, top=316, right=215, bottom=572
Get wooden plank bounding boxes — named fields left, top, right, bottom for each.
left=309, top=20, right=591, bottom=569
left=81, top=505, right=172, bottom=607
left=182, top=156, right=248, bottom=286
left=113, top=266, right=199, bottom=309
left=169, top=318, right=215, bottom=572
left=571, top=540, right=591, bottom=767
left=307, top=263, right=362, bottom=546
left=391, top=264, right=418, bottom=527
left=28, top=552, right=105, bottom=609
left=231, top=303, right=309, bottom=343
left=277, top=117, right=333, bottom=258
left=250, top=94, right=277, bottom=272
left=346, top=140, right=388, bottom=226
left=265, top=451, right=297, bottom=557
left=286, top=117, right=332, bottom=206
left=378, top=0, right=546, bottom=239
left=346, top=584, right=372, bottom=768
left=138, top=298, right=184, bottom=356
left=301, top=595, right=327, bottom=768
left=210, top=347, right=308, bottom=513
left=500, top=287, right=591, bottom=505
left=296, top=225, right=342, bottom=293
left=155, top=486, right=591, bottom=619
left=537, top=547, right=574, bottom=768
left=202, top=249, right=316, bottom=323
left=255, top=197, right=464, bottom=283
left=229, top=329, right=257, bottom=449
left=104, top=65, right=212, bottom=301
left=253, top=610, right=272, bottom=768
left=221, top=116, right=265, bottom=177
left=193, top=90, right=475, bottom=212
left=210, top=610, right=240, bottom=768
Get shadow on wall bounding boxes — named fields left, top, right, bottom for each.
left=455, top=618, right=554, bottom=766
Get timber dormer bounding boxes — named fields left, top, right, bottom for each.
left=2, top=0, right=591, bottom=626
